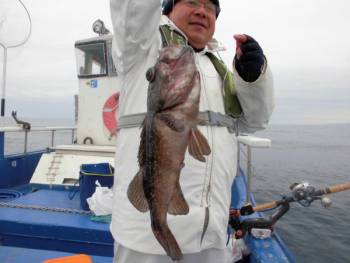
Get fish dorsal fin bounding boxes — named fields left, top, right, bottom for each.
left=188, top=127, right=211, bottom=162
left=157, top=113, right=185, bottom=132
left=168, top=183, right=189, bottom=215
left=127, top=170, right=149, bottom=212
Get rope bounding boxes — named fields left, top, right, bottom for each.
left=0, top=202, right=92, bottom=215
left=0, top=189, right=22, bottom=200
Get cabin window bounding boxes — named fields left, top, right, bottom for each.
left=75, top=42, right=107, bottom=78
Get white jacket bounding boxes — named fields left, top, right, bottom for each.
left=110, top=0, right=274, bottom=255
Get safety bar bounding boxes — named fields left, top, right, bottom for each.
left=237, top=135, right=271, bottom=204
left=0, top=126, right=76, bottom=154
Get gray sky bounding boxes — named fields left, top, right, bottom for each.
left=0, top=0, right=350, bottom=124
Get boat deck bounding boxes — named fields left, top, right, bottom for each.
left=0, top=184, right=113, bottom=262
left=0, top=246, right=111, bottom=263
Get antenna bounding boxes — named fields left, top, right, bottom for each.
left=0, top=0, right=32, bottom=117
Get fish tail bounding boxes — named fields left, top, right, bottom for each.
left=151, top=220, right=183, bottom=261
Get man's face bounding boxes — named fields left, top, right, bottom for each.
left=168, top=0, right=216, bottom=49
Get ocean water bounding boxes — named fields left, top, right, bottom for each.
left=249, top=124, right=350, bottom=263
left=2, top=119, right=349, bottom=262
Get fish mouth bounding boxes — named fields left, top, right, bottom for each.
left=177, top=46, right=193, bottom=62
left=165, top=46, right=194, bottom=72
left=170, top=47, right=196, bottom=81
left=159, top=46, right=193, bottom=66
left=156, top=46, right=197, bottom=110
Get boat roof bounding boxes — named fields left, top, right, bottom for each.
left=75, top=34, right=113, bottom=45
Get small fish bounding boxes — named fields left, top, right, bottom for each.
left=127, top=45, right=211, bottom=261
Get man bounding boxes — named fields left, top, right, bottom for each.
left=110, top=0, right=274, bottom=262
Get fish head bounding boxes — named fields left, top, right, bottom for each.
left=146, top=45, right=198, bottom=112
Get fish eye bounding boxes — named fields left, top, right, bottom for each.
left=146, top=67, right=156, bottom=82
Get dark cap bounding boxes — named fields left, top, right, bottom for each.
left=162, top=0, right=221, bottom=18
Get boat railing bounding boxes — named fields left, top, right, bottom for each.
left=0, top=126, right=76, bottom=155
left=237, top=135, right=271, bottom=204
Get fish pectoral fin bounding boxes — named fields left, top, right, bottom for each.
left=127, top=170, right=149, bottom=212
left=168, top=183, right=189, bottom=215
left=157, top=113, right=185, bottom=132
left=188, top=127, right=211, bottom=162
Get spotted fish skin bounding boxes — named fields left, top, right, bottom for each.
left=127, top=45, right=211, bottom=261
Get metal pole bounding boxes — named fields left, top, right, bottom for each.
left=246, top=145, right=252, bottom=204
left=0, top=132, right=4, bottom=158
left=71, top=129, right=75, bottom=144
left=24, top=130, right=28, bottom=154
left=0, top=0, right=32, bottom=117
left=1, top=46, right=7, bottom=117
left=74, top=94, right=78, bottom=124
left=235, top=118, right=240, bottom=175
left=51, top=130, right=55, bottom=147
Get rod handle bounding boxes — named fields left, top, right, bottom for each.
left=327, top=183, right=350, bottom=194
left=254, top=201, right=278, bottom=212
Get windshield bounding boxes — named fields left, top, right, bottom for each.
left=75, top=41, right=107, bottom=78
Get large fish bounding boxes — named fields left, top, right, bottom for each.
left=127, top=45, right=211, bottom=261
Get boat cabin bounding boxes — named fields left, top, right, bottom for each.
left=75, top=34, right=120, bottom=146
left=30, top=31, right=119, bottom=185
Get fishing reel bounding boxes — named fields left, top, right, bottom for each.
left=229, top=181, right=342, bottom=238
left=229, top=202, right=290, bottom=239
left=290, top=182, right=332, bottom=208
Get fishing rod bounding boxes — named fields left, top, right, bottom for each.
left=229, top=182, right=350, bottom=238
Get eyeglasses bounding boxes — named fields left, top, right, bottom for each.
left=181, top=0, right=218, bottom=15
